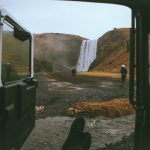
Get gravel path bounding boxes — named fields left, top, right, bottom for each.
left=35, top=73, right=129, bottom=119
left=22, top=115, right=135, bottom=150
left=21, top=72, right=135, bottom=150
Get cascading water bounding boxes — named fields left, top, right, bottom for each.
left=76, top=39, right=97, bottom=72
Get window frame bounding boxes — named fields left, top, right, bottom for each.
left=1, top=15, right=32, bottom=85
left=148, top=34, right=150, bottom=84
left=0, top=11, right=3, bottom=87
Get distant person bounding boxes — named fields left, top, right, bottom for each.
left=120, top=64, right=127, bottom=86
left=72, top=68, right=76, bottom=77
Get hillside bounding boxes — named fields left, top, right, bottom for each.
left=34, top=28, right=130, bottom=73
left=34, top=33, right=86, bottom=72
left=90, top=28, right=130, bottom=72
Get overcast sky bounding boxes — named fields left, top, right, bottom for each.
left=0, top=0, right=131, bottom=39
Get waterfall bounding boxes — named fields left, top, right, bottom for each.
left=76, top=39, right=97, bottom=72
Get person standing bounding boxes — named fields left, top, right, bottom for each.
left=71, top=68, right=76, bottom=77
left=120, top=64, right=127, bottom=86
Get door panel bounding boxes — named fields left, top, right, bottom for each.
left=0, top=12, right=38, bottom=150
left=135, top=9, right=150, bottom=150
left=0, top=79, right=37, bottom=150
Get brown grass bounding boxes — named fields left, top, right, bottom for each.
left=68, top=98, right=135, bottom=118
left=77, top=72, right=129, bottom=79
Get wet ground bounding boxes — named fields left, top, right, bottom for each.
left=21, top=72, right=135, bottom=150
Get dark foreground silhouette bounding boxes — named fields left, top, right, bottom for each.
left=61, top=117, right=134, bottom=150
left=62, top=117, right=92, bottom=150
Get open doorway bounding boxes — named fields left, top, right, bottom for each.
left=4, top=1, right=133, bottom=150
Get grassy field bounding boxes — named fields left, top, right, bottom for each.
left=77, top=71, right=129, bottom=79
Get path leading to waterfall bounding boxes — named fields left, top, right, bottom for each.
left=21, top=72, right=134, bottom=150
left=35, top=72, right=129, bottom=119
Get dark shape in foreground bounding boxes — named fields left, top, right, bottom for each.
left=62, top=117, right=92, bottom=150
left=62, top=117, right=134, bottom=150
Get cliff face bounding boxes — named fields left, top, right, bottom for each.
left=34, top=28, right=130, bottom=73
left=90, top=28, right=130, bottom=72
left=34, top=33, right=86, bottom=72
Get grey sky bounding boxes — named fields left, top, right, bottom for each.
left=0, top=0, right=131, bottom=39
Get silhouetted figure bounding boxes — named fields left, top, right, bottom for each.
left=120, top=64, right=127, bottom=86
left=62, top=117, right=92, bottom=150
left=72, top=68, right=76, bottom=77
left=2, top=63, right=19, bottom=82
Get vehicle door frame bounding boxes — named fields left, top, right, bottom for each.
left=134, top=7, right=150, bottom=150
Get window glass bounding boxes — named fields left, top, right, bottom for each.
left=148, top=33, right=150, bottom=83
left=2, top=20, right=30, bottom=83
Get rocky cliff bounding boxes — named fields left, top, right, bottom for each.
left=34, top=33, right=86, bottom=72
left=90, top=28, right=130, bottom=72
left=34, top=28, right=130, bottom=73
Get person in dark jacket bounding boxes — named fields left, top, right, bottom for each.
left=72, top=68, right=77, bottom=77
left=120, top=65, right=127, bottom=86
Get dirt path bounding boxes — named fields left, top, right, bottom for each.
left=35, top=72, right=129, bottom=119
left=21, top=72, right=134, bottom=150
left=22, top=115, right=135, bottom=150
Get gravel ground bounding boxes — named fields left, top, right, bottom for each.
left=35, top=72, right=129, bottom=118
left=21, top=72, right=135, bottom=150
left=22, top=115, right=135, bottom=150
